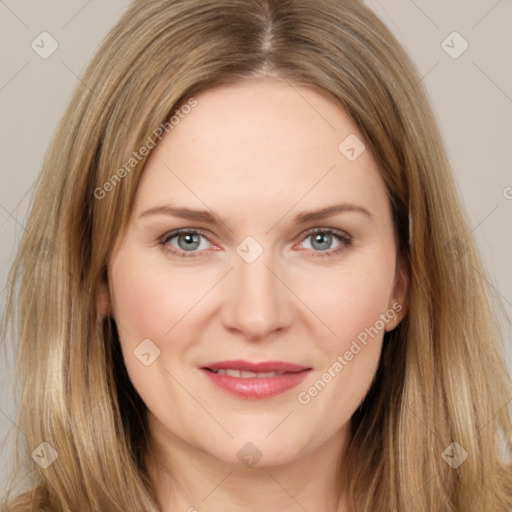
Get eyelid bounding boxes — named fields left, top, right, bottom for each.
left=158, top=226, right=353, bottom=258
left=292, top=227, right=353, bottom=256
left=293, top=226, right=352, bottom=243
left=159, top=228, right=217, bottom=253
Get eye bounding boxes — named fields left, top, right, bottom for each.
left=158, top=227, right=353, bottom=259
left=297, top=227, right=352, bottom=257
left=159, top=229, right=213, bottom=258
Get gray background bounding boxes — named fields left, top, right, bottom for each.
left=1, top=0, right=511, bottom=496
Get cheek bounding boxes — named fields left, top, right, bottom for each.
left=109, top=251, right=206, bottom=342
left=294, top=256, right=395, bottom=410
left=108, top=250, right=204, bottom=417
left=308, top=257, right=395, bottom=345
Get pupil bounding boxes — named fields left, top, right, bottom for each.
left=312, top=232, right=331, bottom=251
left=179, top=233, right=200, bottom=251
left=176, top=232, right=332, bottom=252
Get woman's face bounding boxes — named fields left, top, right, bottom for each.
left=105, top=78, right=407, bottom=468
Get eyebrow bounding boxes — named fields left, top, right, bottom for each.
left=139, top=202, right=372, bottom=225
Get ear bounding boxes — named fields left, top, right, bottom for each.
left=385, top=254, right=409, bottom=332
left=97, top=269, right=111, bottom=318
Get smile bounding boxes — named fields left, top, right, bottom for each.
left=200, top=362, right=312, bottom=400
left=207, top=369, right=284, bottom=378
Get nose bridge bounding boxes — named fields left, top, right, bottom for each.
left=221, top=239, right=291, bottom=339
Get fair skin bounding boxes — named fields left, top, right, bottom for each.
left=102, top=77, right=407, bottom=512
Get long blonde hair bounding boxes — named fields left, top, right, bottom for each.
left=2, top=0, right=511, bottom=510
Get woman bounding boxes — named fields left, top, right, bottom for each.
left=2, top=0, right=511, bottom=510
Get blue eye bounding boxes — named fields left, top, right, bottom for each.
left=159, top=227, right=352, bottom=258
left=160, top=229, right=211, bottom=256
left=299, top=228, right=352, bottom=257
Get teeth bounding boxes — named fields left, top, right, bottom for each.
left=211, top=369, right=283, bottom=378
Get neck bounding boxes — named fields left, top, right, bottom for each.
left=145, top=417, right=349, bottom=512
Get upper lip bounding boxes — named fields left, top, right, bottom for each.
left=201, top=359, right=311, bottom=373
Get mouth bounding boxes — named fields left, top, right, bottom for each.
left=204, top=368, right=288, bottom=378
left=199, top=360, right=312, bottom=399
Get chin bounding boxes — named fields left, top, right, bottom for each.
left=202, top=432, right=314, bottom=470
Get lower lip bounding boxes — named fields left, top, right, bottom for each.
left=200, top=368, right=311, bottom=399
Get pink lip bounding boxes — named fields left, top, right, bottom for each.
left=202, top=359, right=310, bottom=373
left=200, top=359, right=312, bottom=400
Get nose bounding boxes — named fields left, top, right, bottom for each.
left=220, top=247, right=294, bottom=341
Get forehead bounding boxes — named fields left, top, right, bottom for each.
left=133, top=78, right=388, bottom=221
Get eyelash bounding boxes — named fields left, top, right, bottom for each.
left=158, top=227, right=353, bottom=259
